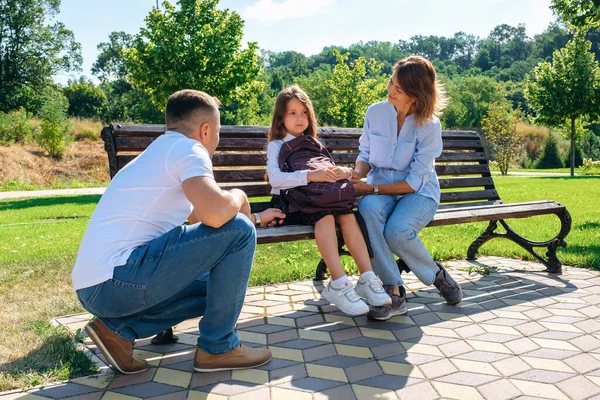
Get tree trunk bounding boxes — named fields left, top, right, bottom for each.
left=570, top=117, right=575, bottom=177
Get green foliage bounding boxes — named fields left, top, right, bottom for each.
left=580, top=129, right=600, bottom=159
left=581, top=158, right=600, bottom=174
left=526, top=32, right=600, bottom=175
left=536, top=135, right=564, bottom=168
left=0, top=108, right=38, bottom=144
left=63, top=78, right=108, bottom=120
left=91, top=31, right=133, bottom=82
left=125, top=0, right=261, bottom=114
left=37, top=91, right=72, bottom=159
left=323, top=51, right=387, bottom=128
left=442, top=75, right=506, bottom=129
left=551, top=0, right=600, bottom=29
left=565, top=144, right=584, bottom=167
left=0, top=0, right=82, bottom=113
left=481, top=102, right=523, bottom=175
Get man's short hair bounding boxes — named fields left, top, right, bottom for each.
left=165, top=90, right=221, bottom=126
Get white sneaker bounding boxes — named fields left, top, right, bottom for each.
left=321, top=281, right=369, bottom=316
left=356, top=275, right=392, bottom=306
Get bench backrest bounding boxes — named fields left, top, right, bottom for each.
left=102, top=124, right=501, bottom=211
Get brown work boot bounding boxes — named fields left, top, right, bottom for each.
left=85, top=318, right=148, bottom=374
left=193, top=344, right=272, bottom=372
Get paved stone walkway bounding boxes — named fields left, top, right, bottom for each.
left=2, top=256, right=600, bottom=400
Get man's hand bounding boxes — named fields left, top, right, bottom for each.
left=258, top=208, right=286, bottom=227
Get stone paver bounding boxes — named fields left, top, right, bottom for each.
left=3, top=257, right=600, bottom=399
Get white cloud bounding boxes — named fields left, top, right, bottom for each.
left=243, top=0, right=335, bottom=22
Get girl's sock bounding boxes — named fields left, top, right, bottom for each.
left=359, top=271, right=376, bottom=282
left=331, top=275, right=349, bottom=289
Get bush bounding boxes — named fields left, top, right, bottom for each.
left=0, top=108, right=38, bottom=144
left=580, top=130, right=600, bottom=160
left=536, top=136, right=564, bottom=169
left=517, top=122, right=548, bottom=162
left=63, top=78, right=108, bottom=120
left=37, top=92, right=72, bottom=159
left=581, top=158, right=600, bottom=175
left=70, top=118, right=103, bottom=141
left=565, top=146, right=584, bottom=168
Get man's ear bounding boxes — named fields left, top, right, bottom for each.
left=199, top=122, right=210, bottom=139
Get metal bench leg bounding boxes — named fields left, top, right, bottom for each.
left=467, top=209, right=572, bottom=274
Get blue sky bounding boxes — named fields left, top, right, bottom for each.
left=55, top=0, right=555, bottom=83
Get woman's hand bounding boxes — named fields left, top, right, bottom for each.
left=351, top=180, right=374, bottom=196
left=257, top=208, right=286, bottom=227
left=308, top=169, right=337, bottom=182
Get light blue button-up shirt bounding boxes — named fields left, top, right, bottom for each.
left=356, top=100, right=443, bottom=204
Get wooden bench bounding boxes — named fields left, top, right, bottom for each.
left=102, top=124, right=572, bottom=276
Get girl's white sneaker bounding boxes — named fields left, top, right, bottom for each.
left=321, top=281, right=369, bottom=316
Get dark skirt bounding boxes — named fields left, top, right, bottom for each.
left=270, top=195, right=353, bottom=226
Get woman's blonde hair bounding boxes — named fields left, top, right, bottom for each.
left=268, top=85, right=318, bottom=142
left=393, top=56, right=448, bottom=127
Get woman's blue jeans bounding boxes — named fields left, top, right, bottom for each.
left=358, top=193, right=438, bottom=287
left=76, top=214, right=256, bottom=355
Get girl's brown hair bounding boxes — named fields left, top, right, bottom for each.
left=393, top=56, right=448, bottom=127
left=268, top=85, right=318, bottom=142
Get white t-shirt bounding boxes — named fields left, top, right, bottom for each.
left=72, top=131, right=214, bottom=290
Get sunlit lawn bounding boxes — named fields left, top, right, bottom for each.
left=0, top=176, right=599, bottom=390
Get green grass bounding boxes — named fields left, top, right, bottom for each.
left=0, top=176, right=599, bottom=390
left=513, top=168, right=573, bottom=173
left=0, top=178, right=107, bottom=192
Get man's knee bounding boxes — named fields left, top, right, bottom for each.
left=223, top=214, right=256, bottom=236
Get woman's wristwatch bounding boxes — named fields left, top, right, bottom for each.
left=253, top=213, right=262, bottom=226
left=373, top=184, right=379, bottom=194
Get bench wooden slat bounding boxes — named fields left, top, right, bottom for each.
left=254, top=201, right=565, bottom=239
left=441, top=140, right=483, bottom=150
left=435, top=200, right=553, bottom=214
left=439, top=177, right=494, bottom=189
left=440, top=189, right=500, bottom=203
left=435, top=164, right=491, bottom=176
left=429, top=201, right=565, bottom=226
left=437, top=152, right=487, bottom=162
left=214, top=169, right=266, bottom=182
left=110, top=124, right=480, bottom=140
left=113, top=137, right=362, bottom=152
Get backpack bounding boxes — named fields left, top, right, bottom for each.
left=277, top=134, right=356, bottom=214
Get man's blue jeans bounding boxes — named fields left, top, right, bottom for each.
left=76, top=214, right=256, bottom=355
left=358, top=193, right=438, bottom=288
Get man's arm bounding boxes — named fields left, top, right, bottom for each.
left=182, top=176, right=248, bottom=228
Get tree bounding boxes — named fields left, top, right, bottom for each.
left=125, top=0, right=261, bottom=114
left=525, top=32, right=600, bottom=176
left=551, top=0, right=600, bottom=29
left=323, top=51, right=387, bottom=128
left=481, top=102, right=523, bottom=175
left=441, top=75, right=506, bottom=129
left=37, top=89, right=72, bottom=159
left=63, top=78, right=108, bottom=119
left=91, top=31, right=133, bottom=82
left=0, top=0, right=82, bottom=113
left=536, top=135, right=564, bottom=169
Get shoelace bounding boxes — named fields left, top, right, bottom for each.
left=339, top=283, right=361, bottom=302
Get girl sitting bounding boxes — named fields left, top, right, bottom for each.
left=266, top=86, right=391, bottom=316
